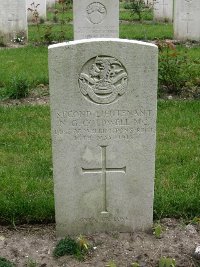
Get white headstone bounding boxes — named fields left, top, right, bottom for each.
left=49, top=39, right=158, bottom=236
left=73, top=0, right=119, bottom=40
left=174, top=0, right=200, bottom=41
left=154, top=0, right=174, bottom=22
left=27, top=0, right=46, bottom=21
left=0, top=0, right=28, bottom=44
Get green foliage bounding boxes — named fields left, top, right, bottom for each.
left=0, top=257, right=14, bottom=267
left=77, top=234, right=90, bottom=251
left=0, top=46, right=48, bottom=100
left=159, top=257, right=176, bottom=267
left=53, top=236, right=89, bottom=260
left=157, top=40, right=200, bottom=97
left=153, top=223, right=163, bottom=239
left=27, top=2, right=41, bottom=42
left=26, top=259, right=37, bottom=267
left=55, top=0, right=72, bottom=41
left=124, top=0, right=149, bottom=21
left=7, top=75, right=30, bottom=99
left=131, top=263, right=140, bottom=267
left=105, top=261, right=117, bottom=267
left=42, top=25, right=55, bottom=44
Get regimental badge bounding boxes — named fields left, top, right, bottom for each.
left=79, top=56, right=128, bottom=104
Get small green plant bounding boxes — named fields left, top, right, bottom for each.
left=54, top=0, right=71, bottom=42
left=53, top=235, right=89, bottom=260
left=26, top=259, right=37, bottom=267
left=124, top=0, right=148, bottom=21
left=27, top=2, right=41, bottom=42
left=43, top=25, right=55, bottom=44
left=0, top=257, right=14, bottom=267
left=8, top=75, right=30, bottom=99
left=77, top=234, right=90, bottom=251
left=156, top=40, right=199, bottom=97
left=131, top=263, right=140, bottom=267
left=153, top=223, right=163, bottom=239
left=105, top=261, right=117, bottom=267
left=159, top=257, right=176, bottom=267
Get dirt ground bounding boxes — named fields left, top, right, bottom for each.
left=0, top=218, right=200, bottom=267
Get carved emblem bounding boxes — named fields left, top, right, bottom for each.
left=86, top=2, right=107, bottom=24
left=79, top=56, right=128, bottom=104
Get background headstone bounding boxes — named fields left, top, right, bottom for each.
left=154, top=0, right=174, bottom=22
left=73, top=0, right=119, bottom=40
left=27, top=0, right=47, bottom=21
left=174, top=0, right=200, bottom=41
left=49, top=39, right=158, bottom=236
left=0, top=0, right=27, bottom=44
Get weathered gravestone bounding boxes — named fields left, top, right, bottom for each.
left=73, top=0, right=119, bottom=40
left=0, top=0, right=27, bottom=44
left=154, top=0, right=174, bottom=22
left=174, top=0, right=200, bottom=41
left=27, top=0, right=46, bottom=21
left=49, top=39, right=158, bottom=236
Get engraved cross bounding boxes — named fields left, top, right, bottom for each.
left=82, top=146, right=126, bottom=214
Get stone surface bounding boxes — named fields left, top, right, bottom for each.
left=174, top=0, right=200, bottom=41
left=27, top=0, right=46, bottom=21
left=194, top=245, right=200, bottom=259
left=47, top=0, right=55, bottom=7
left=73, top=0, right=119, bottom=40
left=49, top=38, right=158, bottom=236
left=154, top=0, right=174, bottom=22
left=0, top=0, right=28, bottom=44
left=185, top=224, right=197, bottom=234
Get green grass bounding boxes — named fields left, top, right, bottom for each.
left=0, top=106, right=54, bottom=224
left=0, top=101, right=200, bottom=224
left=120, top=23, right=173, bottom=40
left=0, top=46, right=48, bottom=99
left=47, top=9, right=73, bottom=22
left=28, top=24, right=73, bottom=43
left=120, top=9, right=153, bottom=21
left=155, top=101, right=200, bottom=219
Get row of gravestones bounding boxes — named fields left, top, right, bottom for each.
left=0, top=0, right=55, bottom=44
left=0, top=0, right=200, bottom=45
left=154, top=0, right=200, bottom=41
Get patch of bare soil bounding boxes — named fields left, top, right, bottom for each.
left=0, top=219, right=200, bottom=267
left=0, top=86, right=50, bottom=107
left=0, top=96, right=50, bottom=107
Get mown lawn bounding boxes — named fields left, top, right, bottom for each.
left=1, top=43, right=199, bottom=100
left=0, top=101, right=200, bottom=224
